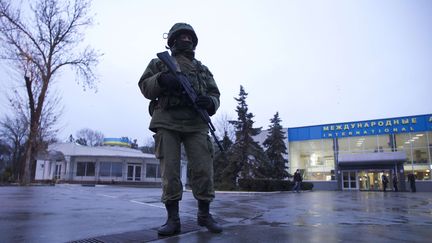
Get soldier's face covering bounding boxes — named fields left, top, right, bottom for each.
left=172, top=34, right=195, bottom=59
left=176, top=39, right=193, bottom=51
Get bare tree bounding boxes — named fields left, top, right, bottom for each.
left=0, top=0, right=100, bottom=184
left=1, top=86, right=61, bottom=181
left=75, top=128, right=104, bottom=146
left=9, top=86, right=63, bottom=145
left=0, top=114, right=28, bottom=181
left=214, top=112, right=235, bottom=142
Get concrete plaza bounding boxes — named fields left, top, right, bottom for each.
left=0, top=184, right=431, bottom=242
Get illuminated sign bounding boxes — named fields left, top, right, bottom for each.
left=322, top=117, right=424, bottom=138
left=288, top=114, right=432, bottom=141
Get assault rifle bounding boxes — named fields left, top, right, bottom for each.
left=156, top=51, right=224, bottom=152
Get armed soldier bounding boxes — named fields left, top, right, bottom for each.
left=138, top=23, right=223, bottom=235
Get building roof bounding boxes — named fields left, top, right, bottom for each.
left=48, top=143, right=155, bottom=159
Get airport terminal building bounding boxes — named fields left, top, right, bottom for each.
left=35, top=115, right=431, bottom=192
left=288, top=114, right=432, bottom=192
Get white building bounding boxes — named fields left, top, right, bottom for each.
left=35, top=142, right=187, bottom=185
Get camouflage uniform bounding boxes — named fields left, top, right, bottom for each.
left=138, top=30, right=220, bottom=204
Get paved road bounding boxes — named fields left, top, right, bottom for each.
left=1, top=184, right=431, bottom=242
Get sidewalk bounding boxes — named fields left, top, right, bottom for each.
left=1, top=185, right=431, bottom=242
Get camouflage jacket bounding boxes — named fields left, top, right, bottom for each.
left=138, top=54, right=220, bottom=133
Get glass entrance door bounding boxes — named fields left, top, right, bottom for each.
left=127, top=164, right=141, bottom=181
left=358, top=170, right=391, bottom=191
left=358, top=171, right=378, bottom=191
left=342, top=171, right=358, bottom=190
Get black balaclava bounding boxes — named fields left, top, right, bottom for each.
left=171, top=36, right=195, bottom=60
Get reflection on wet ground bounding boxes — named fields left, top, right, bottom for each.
left=1, top=185, right=431, bottom=242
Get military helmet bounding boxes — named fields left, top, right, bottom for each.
left=167, top=23, right=198, bottom=48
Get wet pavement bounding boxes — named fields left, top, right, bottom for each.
left=1, top=184, right=431, bottom=243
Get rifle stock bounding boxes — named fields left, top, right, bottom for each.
left=156, top=51, right=223, bottom=152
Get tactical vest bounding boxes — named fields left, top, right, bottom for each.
left=149, top=56, right=212, bottom=116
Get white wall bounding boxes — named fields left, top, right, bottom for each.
left=35, top=160, right=50, bottom=180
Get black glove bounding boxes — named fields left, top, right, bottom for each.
left=196, top=95, right=214, bottom=113
left=158, top=72, right=180, bottom=90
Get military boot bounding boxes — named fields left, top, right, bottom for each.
left=197, top=200, right=223, bottom=233
left=158, top=200, right=181, bottom=236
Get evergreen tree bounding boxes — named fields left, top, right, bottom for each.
left=228, top=86, right=269, bottom=182
left=263, top=112, right=289, bottom=179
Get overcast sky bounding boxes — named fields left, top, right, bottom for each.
left=2, top=0, right=432, bottom=145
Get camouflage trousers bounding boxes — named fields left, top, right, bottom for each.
left=153, top=128, right=215, bottom=203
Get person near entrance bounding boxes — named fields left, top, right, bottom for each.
left=407, top=173, right=416, bottom=192
left=138, top=23, right=222, bottom=235
left=381, top=174, right=389, bottom=192
left=392, top=173, right=398, bottom=192
left=293, top=169, right=303, bottom=192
